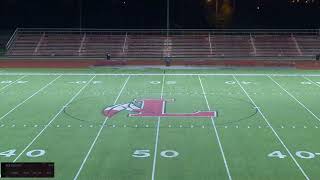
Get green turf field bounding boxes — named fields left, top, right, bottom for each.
left=0, top=68, right=320, bottom=180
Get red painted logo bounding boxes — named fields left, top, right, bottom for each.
left=103, top=99, right=217, bottom=118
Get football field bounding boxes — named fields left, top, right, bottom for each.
left=0, top=68, right=320, bottom=180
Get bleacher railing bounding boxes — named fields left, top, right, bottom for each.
left=5, top=28, right=320, bottom=60
left=5, top=28, right=19, bottom=51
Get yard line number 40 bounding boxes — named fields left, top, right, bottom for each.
left=268, top=150, right=320, bottom=159
left=0, top=149, right=45, bottom=158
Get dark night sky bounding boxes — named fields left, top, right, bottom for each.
left=0, top=0, right=319, bottom=29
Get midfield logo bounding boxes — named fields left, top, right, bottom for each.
left=103, top=99, right=217, bottom=118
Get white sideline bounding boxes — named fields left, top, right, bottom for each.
left=198, top=75, right=232, bottom=180
left=151, top=74, right=165, bottom=180
left=1, top=73, right=320, bottom=77
left=13, top=75, right=96, bottom=162
left=73, top=76, right=130, bottom=180
left=0, top=75, right=27, bottom=92
left=0, top=75, right=62, bottom=122
left=232, top=75, right=310, bottom=180
left=268, top=76, right=320, bottom=123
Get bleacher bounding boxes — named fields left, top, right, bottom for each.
left=5, top=28, right=320, bottom=59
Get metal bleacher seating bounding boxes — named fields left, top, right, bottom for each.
left=5, top=28, right=320, bottom=59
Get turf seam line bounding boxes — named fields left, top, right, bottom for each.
left=198, top=75, right=232, bottom=180
left=151, top=74, right=165, bottom=180
left=268, top=76, right=320, bottom=123
left=233, top=75, right=310, bottom=180
left=12, top=75, right=96, bottom=162
left=0, top=75, right=27, bottom=92
left=0, top=75, right=62, bottom=123
left=73, top=75, right=130, bottom=180
left=2, top=73, right=320, bottom=77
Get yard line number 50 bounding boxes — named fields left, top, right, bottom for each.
left=132, top=149, right=179, bottom=158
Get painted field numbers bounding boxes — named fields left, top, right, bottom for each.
left=26, top=149, right=46, bottom=157
left=268, top=151, right=287, bottom=159
left=160, top=150, right=179, bottom=158
left=225, top=81, right=253, bottom=85
left=0, top=149, right=45, bottom=158
left=301, top=81, right=320, bottom=85
left=0, top=81, right=28, bottom=84
left=132, top=150, right=150, bottom=158
left=295, top=151, right=315, bottom=159
left=150, top=81, right=176, bottom=85
left=268, top=150, right=320, bottom=159
left=0, top=149, right=16, bottom=157
left=69, top=81, right=102, bottom=84
left=132, top=149, right=179, bottom=158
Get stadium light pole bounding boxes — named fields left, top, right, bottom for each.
left=79, top=0, right=82, bottom=31
left=166, top=0, right=170, bottom=38
left=216, top=0, right=218, bottom=17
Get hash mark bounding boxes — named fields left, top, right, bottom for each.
left=293, top=126, right=296, bottom=128
left=56, top=125, right=60, bottom=128
left=12, top=124, right=15, bottom=127
left=90, top=125, right=93, bottom=128
left=68, top=125, right=71, bottom=128
left=315, top=153, right=320, bottom=155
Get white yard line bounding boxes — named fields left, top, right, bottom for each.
left=268, top=76, right=320, bottom=123
left=73, top=76, right=130, bottom=180
left=13, top=75, right=96, bottom=162
left=0, top=75, right=27, bottom=92
left=198, top=75, right=232, bottom=180
left=1, top=73, right=320, bottom=77
left=151, top=74, right=165, bottom=180
left=0, top=75, right=62, bottom=122
left=232, top=75, right=309, bottom=180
